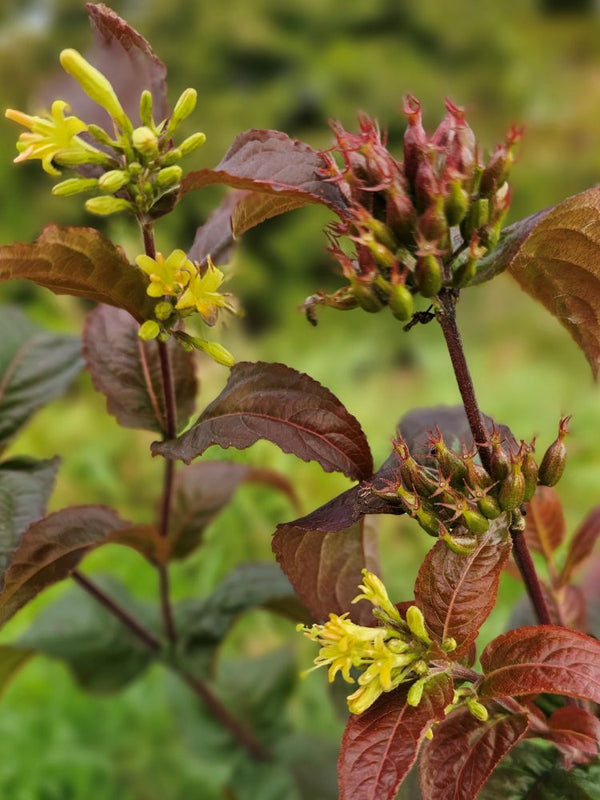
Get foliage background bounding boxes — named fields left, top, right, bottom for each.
left=1, top=0, right=600, bottom=796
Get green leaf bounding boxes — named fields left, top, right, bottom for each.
left=83, top=304, right=198, bottom=434
left=275, top=733, right=339, bottom=800
left=0, top=457, right=59, bottom=573
left=18, top=576, right=157, bottom=693
left=176, top=563, right=302, bottom=675
left=479, top=740, right=600, bottom=800
left=229, top=759, right=301, bottom=800
left=0, top=225, right=155, bottom=323
left=0, top=307, right=83, bottom=452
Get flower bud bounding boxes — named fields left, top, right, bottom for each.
left=190, top=338, right=235, bottom=367
left=402, top=95, right=428, bottom=187
left=477, top=494, right=502, bottom=520
left=154, top=301, right=174, bottom=321
left=417, top=199, right=448, bottom=241
left=167, top=88, right=198, bottom=133
left=179, top=132, right=207, bottom=156
left=498, top=461, right=526, bottom=511
left=388, top=284, right=414, bottom=322
left=132, top=126, right=159, bottom=158
left=415, top=507, right=443, bottom=537
left=365, top=239, right=396, bottom=269
left=461, top=507, right=490, bottom=535
left=522, top=444, right=539, bottom=501
left=444, top=179, right=469, bottom=227
left=52, top=177, right=98, bottom=197
left=60, top=49, right=130, bottom=133
left=155, top=165, right=183, bottom=190
left=98, top=169, right=129, bottom=193
left=87, top=123, right=115, bottom=147
left=85, top=196, right=134, bottom=216
left=407, top=678, right=425, bottom=707
left=467, top=698, right=489, bottom=722
left=351, top=281, right=384, bottom=313
left=406, top=606, right=431, bottom=644
left=139, top=90, right=154, bottom=128
left=414, top=254, right=443, bottom=298
left=442, top=528, right=477, bottom=555
left=538, top=416, right=571, bottom=487
left=138, top=320, right=160, bottom=340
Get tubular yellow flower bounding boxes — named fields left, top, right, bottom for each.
left=352, top=568, right=403, bottom=624
left=175, top=256, right=235, bottom=325
left=136, top=249, right=193, bottom=298
left=5, top=100, right=91, bottom=176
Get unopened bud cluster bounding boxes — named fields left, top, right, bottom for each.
left=298, top=569, right=454, bottom=714
left=305, top=98, right=522, bottom=322
left=371, top=417, right=570, bottom=552
left=6, top=49, right=206, bottom=218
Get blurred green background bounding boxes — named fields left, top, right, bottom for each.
left=1, top=0, right=600, bottom=797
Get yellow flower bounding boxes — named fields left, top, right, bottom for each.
left=176, top=256, right=234, bottom=325
left=136, top=249, right=193, bottom=298
left=353, top=569, right=403, bottom=624
left=5, top=100, right=90, bottom=176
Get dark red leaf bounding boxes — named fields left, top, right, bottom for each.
left=479, top=187, right=600, bottom=376
left=0, top=506, right=130, bottom=627
left=509, top=582, right=586, bottom=631
left=0, top=225, right=154, bottom=323
left=187, top=192, right=240, bottom=266
left=169, top=460, right=298, bottom=560
left=272, top=517, right=379, bottom=625
left=561, top=505, right=600, bottom=585
left=181, top=129, right=346, bottom=235
left=523, top=486, right=566, bottom=562
left=479, top=625, right=600, bottom=703
left=414, top=520, right=512, bottom=657
left=152, top=361, right=373, bottom=481
left=338, top=674, right=454, bottom=800
left=419, top=708, right=529, bottom=800
left=39, top=3, right=168, bottom=130
left=544, top=706, right=600, bottom=761
left=83, top=305, right=197, bottom=434
left=105, top=523, right=170, bottom=566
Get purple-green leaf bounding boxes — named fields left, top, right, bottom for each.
left=0, top=226, right=154, bottom=322
left=83, top=304, right=197, bottom=434
left=152, top=361, right=373, bottom=481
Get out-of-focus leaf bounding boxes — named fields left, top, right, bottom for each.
left=181, top=129, right=346, bottom=236
left=0, top=226, right=154, bottom=322
left=480, top=187, right=600, bottom=376
left=40, top=2, right=168, bottom=130
left=0, top=505, right=131, bottom=627
left=508, top=582, right=586, bottom=632
left=414, top=520, right=512, bottom=657
left=479, top=625, right=600, bottom=703
left=18, top=576, right=157, bottom=692
left=177, top=563, right=302, bottom=675
left=419, top=708, right=529, bottom=800
left=0, top=307, right=83, bottom=452
left=105, top=523, right=170, bottom=565
left=153, top=361, right=373, bottom=481
left=524, top=486, right=566, bottom=562
left=0, top=457, right=60, bottom=571
left=276, top=733, right=339, bottom=800
left=187, top=192, right=240, bottom=266
left=399, top=405, right=516, bottom=466
left=561, top=505, right=600, bottom=585
left=83, top=304, right=197, bottom=434
left=272, top=517, right=380, bottom=625
left=338, top=674, right=454, bottom=800
left=229, top=760, right=301, bottom=800
left=168, top=460, right=297, bottom=561
left=544, top=706, right=600, bottom=760
left=0, top=644, right=34, bottom=698
left=479, top=740, right=600, bottom=799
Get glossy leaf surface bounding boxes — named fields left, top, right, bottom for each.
left=419, top=708, right=529, bottom=800
left=84, top=304, right=197, bottom=434
left=153, top=361, right=373, bottom=481
left=338, top=674, right=454, bottom=800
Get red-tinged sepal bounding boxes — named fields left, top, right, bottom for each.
left=338, top=673, right=454, bottom=800
left=419, top=707, right=529, bottom=800
left=478, top=626, right=600, bottom=704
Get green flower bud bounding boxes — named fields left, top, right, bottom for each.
left=389, top=284, right=414, bottom=321
left=85, top=196, right=134, bottom=216
left=190, top=338, right=235, bottom=367
left=442, top=529, right=477, bottom=555
left=167, top=88, right=198, bottom=134
left=53, top=148, right=112, bottom=168
left=498, top=463, right=526, bottom=511
left=351, top=282, right=384, bottom=313
left=52, top=177, right=98, bottom=197
left=406, top=606, right=431, bottom=645
left=154, top=301, right=174, bottom=321
left=179, top=131, right=206, bottom=156
left=407, top=678, right=425, bottom=707
left=477, top=494, right=502, bottom=520
left=155, top=165, right=183, bottom=190
left=60, top=49, right=131, bottom=133
left=132, top=126, right=159, bottom=158
left=138, top=320, right=160, bottom=340
left=467, top=698, right=489, bottom=722
left=461, top=507, right=490, bottom=535
left=522, top=447, right=539, bottom=501
left=444, top=179, right=469, bottom=227
left=415, top=507, right=442, bottom=537
left=87, top=123, right=116, bottom=147
left=98, top=169, right=129, bottom=193
left=366, top=239, right=396, bottom=269
left=128, top=162, right=143, bottom=178
left=139, top=90, right=154, bottom=128
left=414, top=254, right=443, bottom=298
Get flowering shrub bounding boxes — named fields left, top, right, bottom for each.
left=1, top=4, right=600, bottom=799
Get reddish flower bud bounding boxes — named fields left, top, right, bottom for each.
left=417, top=198, right=448, bottom=242
left=498, top=459, right=526, bottom=511
left=521, top=441, right=539, bottom=501
left=403, top=94, right=428, bottom=187
left=538, top=416, right=571, bottom=487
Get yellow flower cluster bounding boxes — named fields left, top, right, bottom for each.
left=299, top=570, right=433, bottom=714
